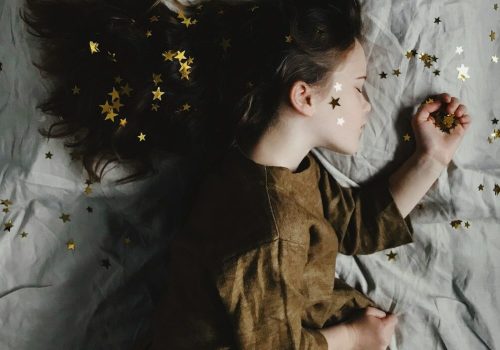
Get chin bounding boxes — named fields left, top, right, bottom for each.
left=320, top=142, right=357, bottom=156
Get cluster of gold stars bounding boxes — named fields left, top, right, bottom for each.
left=488, top=118, right=500, bottom=143
left=177, top=9, right=198, bottom=28
left=1, top=198, right=12, bottom=213
left=478, top=183, right=500, bottom=195
left=450, top=220, right=472, bottom=229
left=162, top=49, right=194, bottom=80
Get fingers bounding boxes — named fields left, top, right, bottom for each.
left=436, top=92, right=451, bottom=103
left=382, top=313, right=399, bottom=326
left=447, top=97, right=461, bottom=114
left=365, top=306, right=387, bottom=318
left=415, top=99, right=443, bottom=123
left=455, top=104, right=467, bottom=117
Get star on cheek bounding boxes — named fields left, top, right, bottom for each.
left=329, top=97, right=341, bottom=110
left=336, top=117, right=345, bottom=126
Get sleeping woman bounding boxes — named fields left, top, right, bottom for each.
left=21, top=0, right=471, bottom=349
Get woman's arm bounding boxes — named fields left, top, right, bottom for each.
left=388, top=151, right=446, bottom=218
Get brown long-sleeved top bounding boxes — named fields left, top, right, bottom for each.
left=147, top=144, right=414, bottom=350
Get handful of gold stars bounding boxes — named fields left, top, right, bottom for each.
left=430, top=110, right=459, bottom=134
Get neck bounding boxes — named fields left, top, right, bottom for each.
left=237, top=119, right=313, bottom=173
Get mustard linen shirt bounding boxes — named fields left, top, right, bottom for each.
left=147, top=145, right=414, bottom=350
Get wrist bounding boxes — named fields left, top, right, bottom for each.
left=413, top=151, right=448, bottom=175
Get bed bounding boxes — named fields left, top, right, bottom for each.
left=0, top=0, right=499, bottom=349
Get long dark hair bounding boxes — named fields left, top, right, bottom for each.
left=20, top=0, right=363, bottom=184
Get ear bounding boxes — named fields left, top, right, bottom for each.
left=288, top=80, right=316, bottom=117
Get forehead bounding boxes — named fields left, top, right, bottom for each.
left=332, top=39, right=367, bottom=78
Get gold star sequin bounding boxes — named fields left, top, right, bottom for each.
left=149, top=15, right=160, bottom=22
left=329, top=97, right=341, bottom=109
left=152, top=73, right=163, bottom=86
left=45, top=151, right=53, bottom=159
left=105, top=109, right=118, bottom=122
left=179, top=62, right=191, bottom=74
left=403, top=134, right=411, bottom=142
left=386, top=251, right=397, bottom=261
left=19, top=231, right=28, bottom=238
left=450, top=220, right=462, bottom=229
left=494, top=184, right=500, bottom=195
left=494, top=3, right=499, bottom=10
left=492, top=118, right=499, bottom=125
left=138, top=132, right=146, bottom=142
left=114, top=76, right=123, bottom=84
left=434, top=17, right=441, bottom=24
left=162, top=50, right=176, bottom=61
left=3, top=220, right=13, bottom=232
left=175, top=50, right=187, bottom=61
left=145, top=30, right=153, bottom=38
left=181, top=17, right=193, bottom=28
left=120, top=83, right=133, bottom=97
left=119, top=118, right=127, bottom=127
left=456, top=64, right=470, bottom=81
left=464, top=221, right=471, bottom=228
left=489, top=30, right=496, bottom=41
left=84, top=186, right=92, bottom=195
left=433, top=69, right=441, bottom=76
left=152, top=87, right=165, bottom=101
left=492, top=55, right=499, bottom=63
left=151, top=103, right=160, bottom=112
left=379, top=71, right=387, bottom=79
left=99, top=100, right=113, bottom=114
left=60, top=213, right=71, bottom=223
left=89, top=41, right=100, bottom=54
left=72, top=85, right=80, bottom=95
left=66, top=240, right=76, bottom=251
left=392, top=69, right=401, bottom=77
left=108, top=87, right=120, bottom=101
left=112, top=99, right=124, bottom=112
left=107, top=51, right=117, bottom=63
left=182, top=103, right=191, bottom=112
left=478, top=184, right=484, bottom=191
left=285, top=35, right=293, bottom=43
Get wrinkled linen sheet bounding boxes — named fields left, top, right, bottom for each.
left=1, top=0, right=499, bottom=349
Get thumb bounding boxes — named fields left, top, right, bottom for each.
left=415, top=100, right=442, bottom=124
left=365, top=307, right=387, bottom=318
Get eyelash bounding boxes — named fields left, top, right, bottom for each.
left=356, top=88, right=363, bottom=93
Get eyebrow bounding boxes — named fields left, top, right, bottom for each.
left=356, top=76, right=367, bottom=80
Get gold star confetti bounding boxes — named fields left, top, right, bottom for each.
left=430, top=111, right=459, bottom=134
left=250, top=5, right=259, bottom=12
left=151, top=103, right=160, bottom=112
left=181, top=17, right=194, bottom=28
left=456, top=46, right=464, bottom=55
left=424, top=98, right=435, bottom=104
left=145, top=30, right=153, bottom=38
left=99, top=100, right=113, bottom=114
left=19, top=231, right=28, bottom=238
left=107, top=51, right=117, bottom=63
left=456, top=64, right=470, bottom=81
left=101, top=258, right=111, bottom=269
left=434, top=17, right=441, bottom=24
left=179, top=61, right=191, bottom=74
left=114, top=76, right=123, bottom=84
left=379, top=71, right=387, bottom=79
left=186, top=57, right=194, bottom=65
left=492, top=118, right=499, bottom=125
left=138, top=132, right=146, bottom=142
left=450, top=220, right=462, bottom=229
left=105, top=109, right=118, bottom=122
left=108, top=87, right=120, bottom=101
left=334, top=82, right=342, bottom=92
left=66, top=240, right=76, bottom=251
left=220, top=38, right=231, bottom=52
left=386, top=250, right=397, bottom=261
left=403, top=134, right=411, bottom=142
left=494, top=3, right=499, bottom=10
left=149, top=15, right=160, bottom=22
left=152, top=87, right=165, bottom=101
left=1, top=199, right=12, bottom=206
left=60, top=213, right=71, bottom=223
left=89, top=41, right=100, bottom=54
left=433, top=69, right=441, bottom=76
left=489, top=30, right=496, bottom=41
left=45, top=151, right=53, bottom=159
left=162, top=50, right=176, bottom=61
left=336, top=117, right=345, bottom=126
left=182, top=103, right=191, bottom=112
left=329, top=97, right=341, bottom=109
left=285, top=35, right=293, bottom=43
left=175, top=50, right=187, bottom=61
left=120, top=83, right=133, bottom=97
left=84, top=186, right=92, bottom=195
left=392, top=69, right=401, bottom=77
left=119, top=118, right=128, bottom=127
left=478, top=184, right=484, bottom=191
left=494, top=184, right=500, bottom=195
left=492, top=55, right=499, bottom=63
left=152, top=73, right=163, bottom=86
left=464, top=221, right=471, bottom=228
left=3, top=220, right=13, bottom=232
left=112, top=100, right=124, bottom=113
left=72, top=85, right=80, bottom=95
left=86, top=206, right=93, bottom=213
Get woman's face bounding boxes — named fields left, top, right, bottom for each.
left=312, top=38, right=372, bottom=155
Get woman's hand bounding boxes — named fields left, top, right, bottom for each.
left=411, top=93, right=471, bottom=167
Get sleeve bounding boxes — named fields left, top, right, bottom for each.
left=317, top=165, right=415, bottom=255
left=213, top=239, right=329, bottom=350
